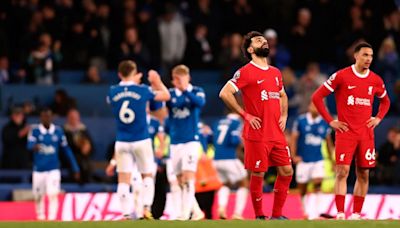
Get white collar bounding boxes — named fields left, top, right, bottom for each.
left=351, top=64, right=370, bottom=78
left=227, top=113, right=240, bottom=120
left=306, top=113, right=322, bottom=124
left=175, top=84, right=193, bottom=96
left=39, top=124, right=55, bottom=134
left=250, top=61, right=269, bottom=70
left=119, top=81, right=137, bottom=86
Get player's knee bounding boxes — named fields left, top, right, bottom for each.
left=336, top=167, right=350, bottom=179
left=356, top=170, right=369, bottom=182
left=278, top=165, right=293, bottom=176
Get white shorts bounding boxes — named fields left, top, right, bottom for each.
left=295, top=160, right=325, bottom=184
left=131, top=163, right=143, bottom=187
left=214, top=159, right=247, bottom=184
left=169, top=141, right=201, bottom=175
left=115, top=139, right=156, bottom=174
left=32, top=169, right=61, bottom=196
left=165, top=158, right=177, bottom=184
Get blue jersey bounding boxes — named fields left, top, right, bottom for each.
left=166, top=84, right=205, bottom=144
left=212, top=114, right=242, bottom=160
left=292, top=113, right=331, bottom=162
left=108, top=81, right=156, bottom=142
left=148, top=116, right=162, bottom=141
left=149, top=100, right=164, bottom=112
left=27, top=124, right=80, bottom=172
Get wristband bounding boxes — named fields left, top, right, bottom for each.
left=110, top=159, right=117, bottom=166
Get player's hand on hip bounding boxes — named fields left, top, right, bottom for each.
left=279, top=116, right=287, bottom=131
left=329, top=120, right=349, bottom=133
left=242, top=112, right=262, bottom=130
left=366, top=117, right=381, bottom=129
left=148, top=69, right=161, bottom=84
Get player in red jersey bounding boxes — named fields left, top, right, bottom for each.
left=312, top=42, right=390, bottom=220
left=219, top=31, right=293, bottom=220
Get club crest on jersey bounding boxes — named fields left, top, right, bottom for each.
left=368, top=86, right=373, bottom=95
left=231, top=70, right=240, bottom=83
left=52, top=135, right=58, bottom=142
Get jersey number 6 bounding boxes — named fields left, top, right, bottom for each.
left=119, top=100, right=135, bottom=124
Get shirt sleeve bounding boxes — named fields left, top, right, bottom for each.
left=277, top=70, right=284, bottom=91
left=375, top=78, right=387, bottom=99
left=150, top=100, right=164, bottom=111
left=145, top=86, right=156, bottom=101
left=323, top=72, right=341, bottom=92
left=228, top=69, right=248, bottom=92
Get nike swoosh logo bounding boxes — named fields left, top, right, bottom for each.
left=257, top=80, right=265, bottom=84
left=369, top=161, right=375, bottom=165
left=348, top=86, right=356, bottom=89
left=255, top=197, right=262, bottom=202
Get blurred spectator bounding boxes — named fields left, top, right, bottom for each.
left=50, top=89, right=77, bottom=116
left=138, top=6, right=161, bottom=69
left=288, top=8, right=316, bottom=71
left=264, top=28, right=291, bottom=69
left=158, top=3, right=186, bottom=73
left=1, top=107, right=31, bottom=169
left=291, top=63, right=326, bottom=114
left=282, top=67, right=298, bottom=116
left=118, top=27, right=150, bottom=70
left=0, top=55, right=10, bottom=84
left=26, top=33, right=62, bottom=84
left=218, top=33, right=247, bottom=80
left=190, top=0, right=220, bottom=48
left=62, top=19, right=89, bottom=69
left=184, top=24, right=214, bottom=69
left=86, top=2, right=110, bottom=70
left=376, top=127, right=400, bottom=185
left=375, top=36, right=400, bottom=86
left=63, top=109, right=94, bottom=183
left=82, top=65, right=103, bottom=84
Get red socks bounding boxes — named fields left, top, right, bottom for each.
left=353, top=195, right=365, bottom=214
left=272, top=175, right=292, bottom=217
left=250, top=175, right=264, bottom=217
left=335, top=194, right=345, bottom=213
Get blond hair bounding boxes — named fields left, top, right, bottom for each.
left=172, top=64, right=190, bottom=76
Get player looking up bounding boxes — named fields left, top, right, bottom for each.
left=219, top=31, right=293, bottom=220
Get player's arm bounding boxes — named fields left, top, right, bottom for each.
left=289, top=120, right=301, bottom=164
left=183, top=88, right=206, bottom=107
left=312, top=79, right=348, bottom=133
left=148, top=70, right=171, bottom=101
left=219, top=82, right=261, bottom=130
left=279, top=89, right=288, bottom=131
left=367, top=84, right=390, bottom=128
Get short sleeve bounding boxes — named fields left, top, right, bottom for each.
left=228, top=69, right=248, bottom=92
left=145, top=86, right=156, bottom=101
left=150, top=100, right=164, bottom=111
left=323, top=72, right=341, bottom=92
left=375, top=78, right=387, bottom=99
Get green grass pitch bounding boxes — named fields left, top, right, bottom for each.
left=0, top=220, right=399, bottom=228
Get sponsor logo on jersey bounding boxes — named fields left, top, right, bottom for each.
left=347, top=95, right=371, bottom=106
left=261, top=90, right=280, bottom=101
left=172, top=107, right=191, bottom=119
left=39, top=144, right=56, bottom=155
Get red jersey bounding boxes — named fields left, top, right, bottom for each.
left=229, top=61, right=285, bottom=142
left=322, top=65, right=387, bottom=140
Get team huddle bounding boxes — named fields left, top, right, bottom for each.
left=28, top=31, right=390, bottom=221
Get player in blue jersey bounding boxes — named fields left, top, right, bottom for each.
left=166, top=64, right=206, bottom=220
left=290, top=102, right=334, bottom=219
left=27, top=108, right=80, bottom=221
left=108, top=60, right=170, bottom=219
left=212, top=113, right=248, bottom=220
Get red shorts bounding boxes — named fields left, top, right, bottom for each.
left=243, top=140, right=292, bottom=172
left=335, top=138, right=376, bottom=168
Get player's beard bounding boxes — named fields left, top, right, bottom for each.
left=254, top=47, right=270, bottom=58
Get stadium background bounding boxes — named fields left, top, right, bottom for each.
left=0, top=0, right=400, bottom=221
